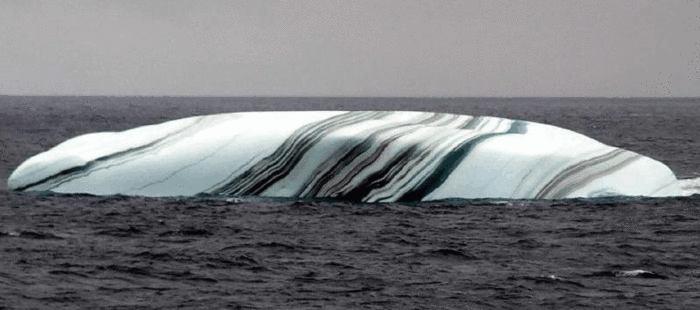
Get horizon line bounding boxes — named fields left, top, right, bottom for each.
left=2, top=95, right=699, bottom=100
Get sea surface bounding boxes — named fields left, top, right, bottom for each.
left=0, top=96, right=698, bottom=309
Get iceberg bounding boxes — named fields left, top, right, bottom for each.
left=7, top=111, right=697, bottom=202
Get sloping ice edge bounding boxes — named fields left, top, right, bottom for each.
left=677, top=177, right=700, bottom=196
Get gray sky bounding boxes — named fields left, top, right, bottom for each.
left=1, top=0, right=699, bottom=97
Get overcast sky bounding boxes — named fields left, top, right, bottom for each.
left=1, top=1, right=698, bottom=97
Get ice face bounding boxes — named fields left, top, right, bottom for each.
left=7, top=111, right=694, bottom=202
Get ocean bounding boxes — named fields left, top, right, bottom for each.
left=0, top=96, right=698, bottom=309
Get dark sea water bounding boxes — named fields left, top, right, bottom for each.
left=0, top=97, right=698, bottom=309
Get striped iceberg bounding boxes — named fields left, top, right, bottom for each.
left=7, top=111, right=697, bottom=202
